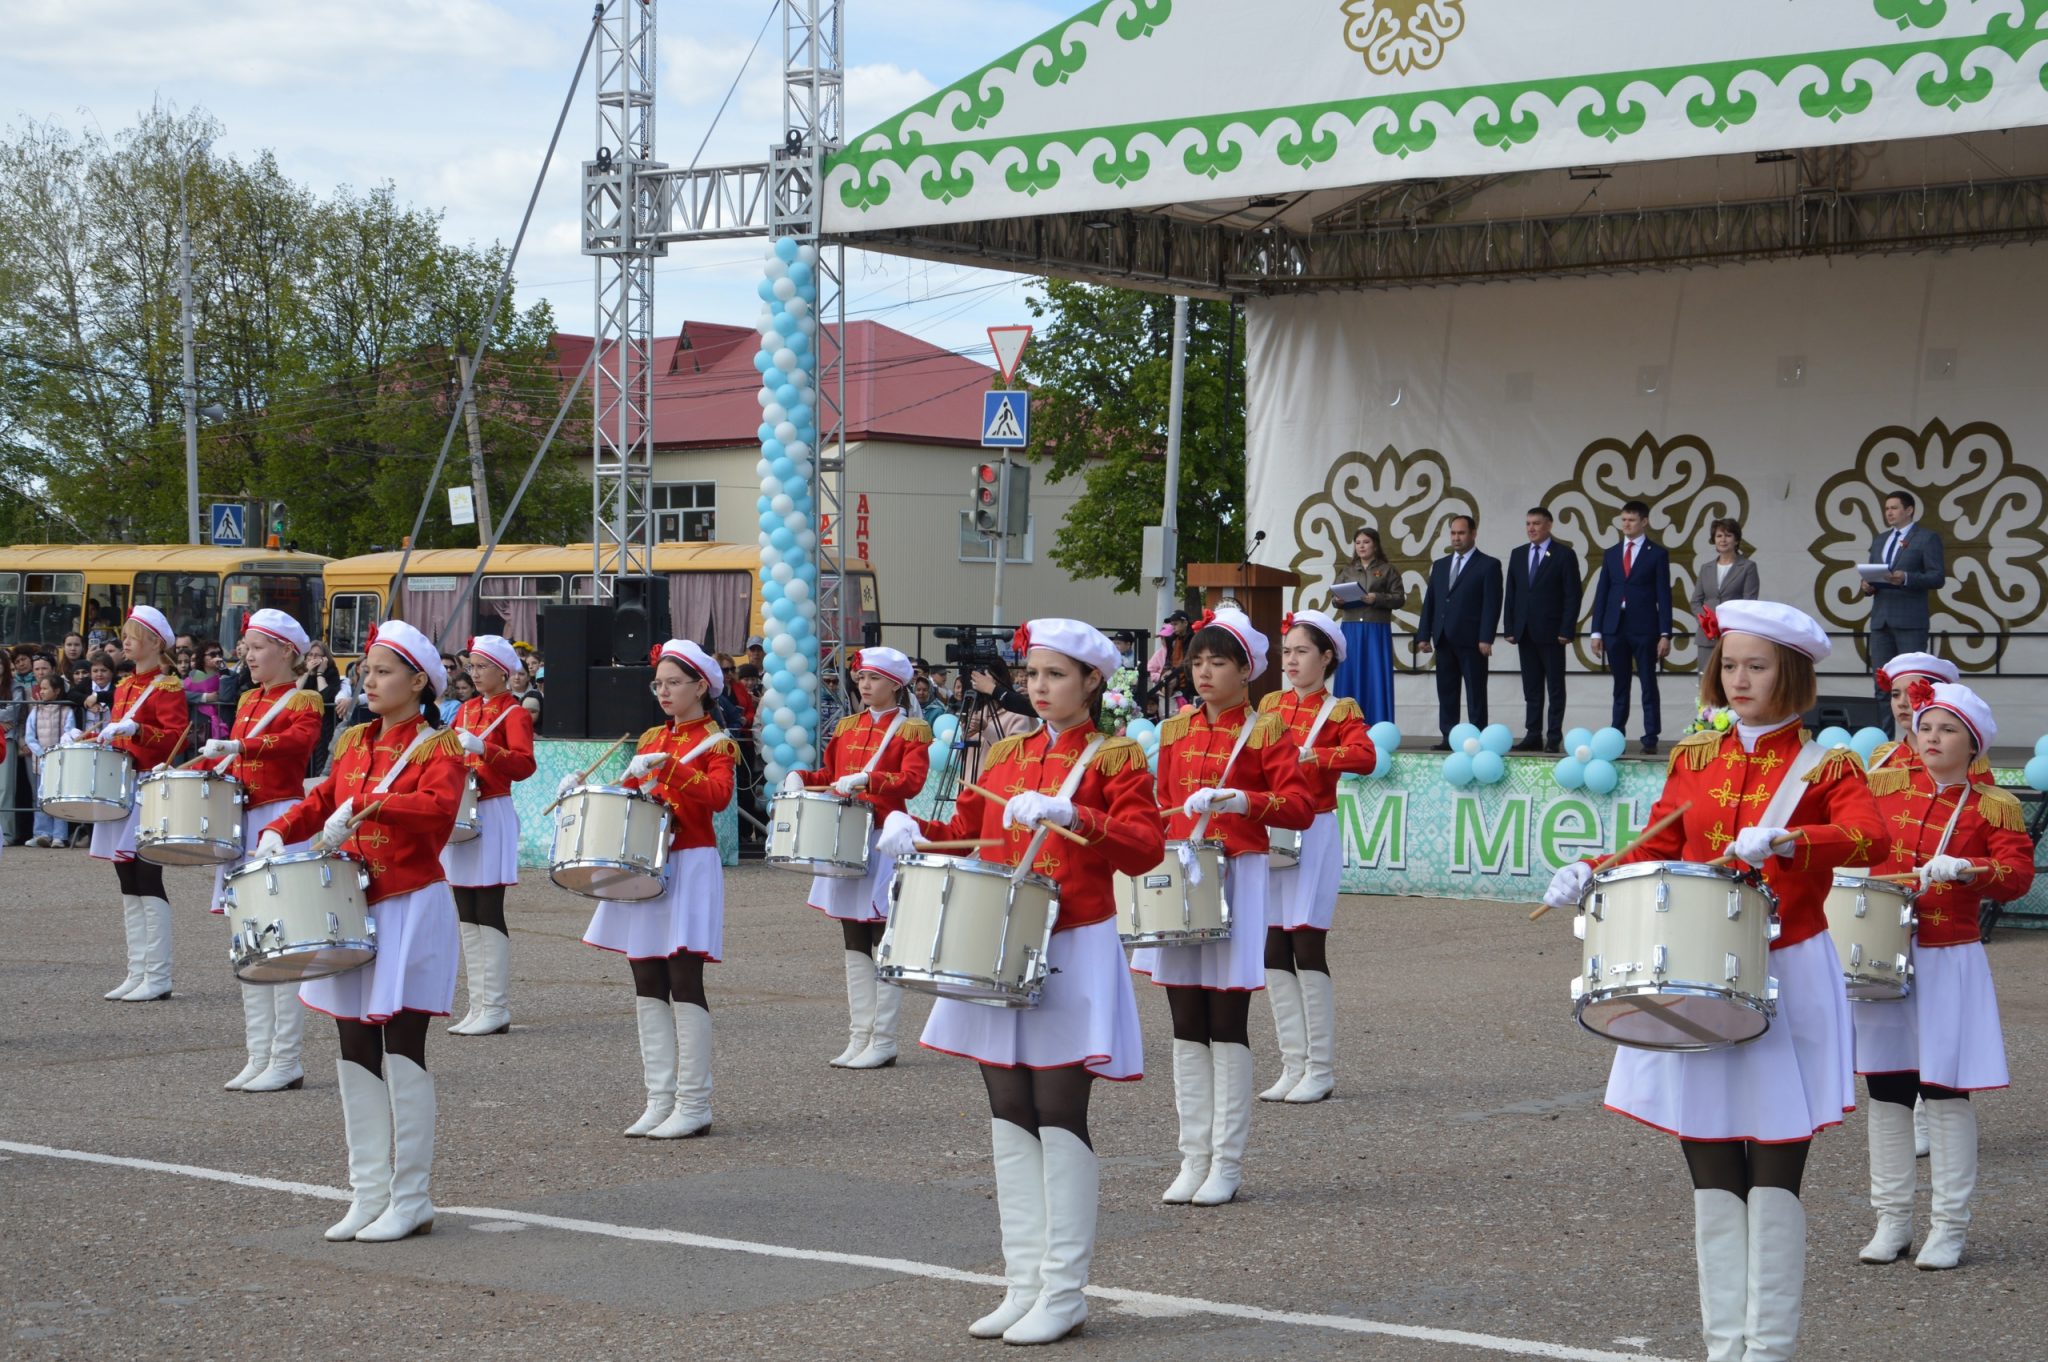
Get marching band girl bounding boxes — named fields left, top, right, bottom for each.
left=442, top=635, right=537, bottom=1037
left=1259, top=608, right=1374, bottom=1104
left=781, top=646, right=930, bottom=1069
left=1868, top=652, right=1956, bottom=775
left=200, top=609, right=325, bottom=1092
left=263, top=621, right=466, bottom=1242
left=1542, top=601, right=1887, bottom=1362
left=876, top=618, right=1162, bottom=1344
left=83, top=606, right=189, bottom=1003
left=1133, top=607, right=1313, bottom=1207
left=577, top=639, right=737, bottom=1140
left=1854, top=682, right=2030, bottom=1271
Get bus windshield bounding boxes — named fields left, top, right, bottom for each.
left=223, top=573, right=323, bottom=651
left=133, top=571, right=220, bottom=645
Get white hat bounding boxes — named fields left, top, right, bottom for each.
left=127, top=605, right=175, bottom=648
left=244, top=608, right=308, bottom=655
left=1282, top=607, right=1347, bottom=664
left=1912, top=680, right=1995, bottom=752
left=465, top=634, right=521, bottom=679
left=651, top=638, right=724, bottom=697
left=1195, top=606, right=1270, bottom=680
left=851, top=645, right=913, bottom=686
left=1706, top=600, right=1831, bottom=661
left=366, top=620, right=447, bottom=695
left=1878, top=651, right=1956, bottom=689
left=1015, top=618, right=1120, bottom=680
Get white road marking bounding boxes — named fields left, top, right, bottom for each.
left=2, top=1139, right=1682, bottom=1362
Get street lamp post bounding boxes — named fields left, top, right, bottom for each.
left=178, top=137, right=210, bottom=544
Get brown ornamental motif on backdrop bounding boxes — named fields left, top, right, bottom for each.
left=1810, top=418, right=2048, bottom=673
left=1538, top=431, right=1747, bottom=674
left=1341, top=1, right=1467, bottom=76
left=1288, top=444, right=1479, bottom=672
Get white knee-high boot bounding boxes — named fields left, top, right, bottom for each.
left=1859, top=1100, right=1917, bottom=1263
left=1004, top=1126, right=1096, bottom=1345
left=245, top=986, right=305, bottom=1091
left=1258, top=969, right=1306, bottom=1101
left=1743, top=1187, right=1806, bottom=1362
left=1916, top=1098, right=1979, bottom=1270
left=848, top=978, right=901, bottom=1069
left=648, top=1003, right=713, bottom=1139
left=448, top=921, right=483, bottom=1033
left=624, top=997, right=677, bottom=1136
left=970, top=1118, right=1046, bottom=1338
left=830, top=950, right=876, bottom=1067
left=226, top=982, right=273, bottom=1090
left=1693, top=1189, right=1748, bottom=1362
left=106, top=895, right=147, bottom=999
left=1194, top=1041, right=1254, bottom=1206
left=464, top=925, right=512, bottom=1036
left=325, top=1060, right=392, bottom=1241
left=1287, top=968, right=1337, bottom=1103
left=1161, top=1040, right=1213, bottom=1203
left=124, top=895, right=173, bottom=1000
left=356, top=1054, right=436, bottom=1241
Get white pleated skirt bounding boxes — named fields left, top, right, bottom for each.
left=441, top=796, right=519, bottom=887
left=920, top=918, right=1145, bottom=1081
left=1130, top=853, right=1269, bottom=992
left=1852, top=942, right=2009, bottom=1092
left=210, top=798, right=302, bottom=913
left=89, top=805, right=140, bottom=863
left=807, top=830, right=894, bottom=923
left=300, top=882, right=459, bottom=1024
left=1268, top=811, right=1340, bottom=931
left=1605, top=932, right=1855, bottom=1143
left=583, top=846, right=725, bottom=961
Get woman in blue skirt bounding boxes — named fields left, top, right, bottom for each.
left=1333, top=526, right=1400, bottom=724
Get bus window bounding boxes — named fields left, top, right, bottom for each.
left=327, top=593, right=380, bottom=659
left=133, top=571, right=221, bottom=646
left=0, top=573, right=18, bottom=642
left=477, top=574, right=563, bottom=647
left=23, top=572, right=84, bottom=644
left=223, top=573, right=321, bottom=649
left=85, top=582, right=128, bottom=645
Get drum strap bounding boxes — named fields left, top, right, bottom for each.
left=1191, top=714, right=1260, bottom=843
left=669, top=727, right=729, bottom=771
left=1755, top=741, right=1827, bottom=836
left=858, top=711, right=907, bottom=777
left=1931, top=782, right=1972, bottom=859
left=368, top=727, right=437, bottom=796
left=467, top=699, right=518, bottom=744
left=213, top=687, right=298, bottom=774
left=1011, top=732, right=1104, bottom=883
left=1297, top=691, right=1341, bottom=757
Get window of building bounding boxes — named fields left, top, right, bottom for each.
left=652, top=482, right=717, bottom=543
left=957, top=513, right=1035, bottom=565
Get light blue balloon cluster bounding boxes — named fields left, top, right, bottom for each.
left=1125, top=716, right=1161, bottom=772
left=1552, top=725, right=1626, bottom=795
left=1848, top=727, right=1888, bottom=762
left=2024, top=734, right=2048, bottom=792
left=1365, top=721, right=1400, bottom=779
left=752, top=237, right=824, bottom=786
left=1441, top=721, right=1513, bottom=787
left=926, top=712, right=962, bottom=776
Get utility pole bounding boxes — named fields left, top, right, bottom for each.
left=179, top=146, right=205, bottom=545
left=1153, top=296, right=1190, bottom=624
left=991, top=454, right=1010, bottom=628
left=456, top=354, right=496, bottom=543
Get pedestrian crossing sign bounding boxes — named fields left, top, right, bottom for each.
left=981, top=390, right=1028, bottom=448
left=209, top=503, right=246, bottom=547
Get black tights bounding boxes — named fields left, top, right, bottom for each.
left=1165, top=985, right=1251, bottom=1047
left=1263, top=927, right=1329, bottom=975
left=114, top=858, right=167, bottom=900
left=336, top=1011, right=430, bottom=1077
left=840, top=920, right=885, bottom=956
left=1867, top=1072, right=1969, bottom=1107
left=451, top=885, right=508, bottom=934
left=1681, top=1138, right=1810, bottom=1198
left=983, top=1062, right=1096, bottom=1147
left=630, top=950, right=709, bottom=1010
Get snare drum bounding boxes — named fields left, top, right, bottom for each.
left=37, top=743, right=135, bottom=823
left=550, top=784, right=672, bottom=900
left=1267, top=826, right=1303, bottom=870
left=223, top=850, right=376, bottom=983
left=1572, top=860, right=1780, bottom=1051
left=1825, top=871, right=1916, bottom=1001
left=135, top=768, right=245, bottom=866
left=878, top=854, right=1060, bottom=1007
left=447, top=774, right=482, bottom=844
left=1114, top=839, right=1232, bottom=946
left=764, top=790, right=872, bottom=878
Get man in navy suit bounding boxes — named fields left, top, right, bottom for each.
left=1503, top=506, right=1582, bottom=753
left=1416, top=515, right=1502, bottom=749
left=1589, top=499, right=1673, bottom=754
left=1862, top=488, right=1947, bottom=735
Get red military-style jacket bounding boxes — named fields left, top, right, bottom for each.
left=1258, top=686, right=1374, bottom=813
left=1599, top=719, right=1889, bottom=949
left=454, top=692, right=537, bottom=800
left=1865, top=739, right=1921, bottom=775
left=1157, top=702, right=1315, bottom=857
left=796, top=707, right=931, bottom=820
left=100, top=668, right=188, bottom=771
left=912, top=723, right=1164, bottom=932
left=268, top=714, right=466, bottom=904
left=223, top=683, right=325, bottom=808
left=622, top=715, right=737, bottom=851
left=1868, top=764, right=2034, bottom=948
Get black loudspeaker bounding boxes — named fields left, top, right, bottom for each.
left=1806, top=694, right=1890, bottom=733
left=540, top=604, right=603, bottom=738
left=610, top=576, right=670, bottom=662
left=587, top=665, right=661, bottom=738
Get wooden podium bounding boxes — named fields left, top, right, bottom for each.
left=1186, top=562, right=1301, bottom=705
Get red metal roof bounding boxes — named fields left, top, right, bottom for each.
left=551, top=320, right=998, bottom=451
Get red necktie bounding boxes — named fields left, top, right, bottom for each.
left=1623, top=541, right=1636, bottom=577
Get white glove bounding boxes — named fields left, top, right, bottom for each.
left=200, top=738, right=241, bottom=759
left=457, top=730, right=486, bottom=756
left=255, top=829, right=286, bottom=859
left=316, top=798, right=356, bottom=852
left=334, top=681, right=354, bottom=708
left=1003, top=791, right=1075, bottom=830
left=831, top=772, right=870, bottom=796
left=876, top=810, right=922, bottom=859
left=1181, top=787, right=1248, bottom=817
left=62, top=727, right=83, bottom=745
left=1921, top=854, right=1975, bottom=886
left=1543, top=861, right=1594, bottom=909
left=1732, top=826, right=1794, bottom=868
left=556, top=773, right=582, bottom=800
left=625, top=752, right=669, bottom=780
left=1175, top=840, right=1203, bottom=887
left=779, top=771, right=805, bottom=796
left=99, top=718, right=138, bottom=742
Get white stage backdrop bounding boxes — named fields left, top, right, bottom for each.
left=1246, top=244, right=2048, bottom=741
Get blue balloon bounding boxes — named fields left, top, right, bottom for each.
left=758, top=512, right=781, bottom=534
left=1448, top=722, right=1481, bottom=753
left=761, top=438, right=785, bottom=461
left=1364, top=748, right=1391, bottom=779
left=755, top=494, right=772, bottom=514
left=1553, top=757, right=1587, bottom=790
left=786, top=615, right=811, bottom=640
left=2025, top=755, right=2048, bottom=792
left=776, top=383, right=800, bottom=408
left=755, top=278, right=778, bottom=302
left=773, top=237, right=798, bottom=263
left=1563, top=727, right=1593, bottom=757
left=1472, top=750, right=1507, bottom=785
left=1125, top=718, right=1155, bottom=740
left=1443, top=752, right=1475, bottom=787
left=773, top=743, right=796, bottom=767
left=1583, top=758, right=1620, bottom=795
left=770, top=598, right=795, bottom=621
left=1590, top=727, right=1627, bottom=762
left=1816, top=726, right=1852, bottom=750
left=1850, top=727, right=1887, bottom=761
left=932, top=713, right=959, bottom=740
left=1367, top=721, right=1402, bottom=754
left=761, top=580, right=784, bottom=602
left=2035, top=734, right=2048, bottom=759
left=788, top=328, right=811, bottom=352
left=759, top=723, right=784, bottom=749
left=796, top=561, right=817, bottom=582
left=1479, top=723, right=1514, bottom=756
left=788, top=260, right=813, bottom=288
left=771, top=457, right=795, bottom=481
left=752, top=350, right=773, bottom=373
left=771, top=527, right=795, bottom=550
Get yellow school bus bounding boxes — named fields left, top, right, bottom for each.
left=0, top=544, right=331, bottom=649
left=318, top=543, right=879, bottom=662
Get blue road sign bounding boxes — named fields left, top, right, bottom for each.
left=981, top=390, right=1029, bottom=448
left=209, top=503, right=246, bottom=547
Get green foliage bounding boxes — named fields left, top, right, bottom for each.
left=1018, top=281, right=1245, bottom=595
left=0, top=105, right=586, bottom=555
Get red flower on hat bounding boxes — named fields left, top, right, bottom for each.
left=1875, top=668, right=1894, bottom=692
left=1195, top=609, right=1217, bottom=631
left=1907, top=677, right=1936, bottom=711
left=1011, top=623, right=1032, bottom=656
left=466, top=636, right=477, bottom=654
left=1281, top=610, right=1297, bottom=634
left=648, top=643, right=664, bottom=668
left=1697, top=605, right=1721, bottom=642
left=366, top=623, right=380, bottom=651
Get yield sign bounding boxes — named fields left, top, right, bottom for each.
left=987, top=325, right=1032, bottom=385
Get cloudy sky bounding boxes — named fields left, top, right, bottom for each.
left=2, top=0, right=1074, bottom=362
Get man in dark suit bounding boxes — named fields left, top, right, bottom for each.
left=1502, top=506, right=1582, bottom=753
left=1589, top=499, right=1673, bottom=755
left=1862, top=489, right=1947, bottom=736
left=1415, top=515, right=1502, bottom=749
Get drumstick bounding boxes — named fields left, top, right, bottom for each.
left=540, top=733, right=636, bottom=815
left=913, top=838, right=1004, bottom=852
left=1529, top=801, right=1693, bottom=921
left=960, top=780, right=1089, bottom=844
left=1872, top=868, right=1979, bottom=886
left=1706, top=828, right=1808, bottom=871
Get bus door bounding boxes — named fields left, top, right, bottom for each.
left=83, top=581, right=129, bottom=648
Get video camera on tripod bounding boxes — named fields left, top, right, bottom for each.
left=932, top=624, right=1007, bottom=675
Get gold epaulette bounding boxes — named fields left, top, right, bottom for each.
left=1803, top=746, right=1867, bottom=784
left=1670, top=729, right=1723, bottom=773
left=1158, top=710, right=1193, bottom=747
left=833, top=715, right=860, bottom=739
left=1970, top=753, right=1993, bottom=777
left=283, top=688, right=325, bottom=714
left=901, top=718, right=932, bottom=744
left=409, top=728, right=466, bottom=764
left=152, top=675, right=184, bottom=693
left=1330, top=697, right=1363, bottom=724
left=639, top=724, right=668, bottom=748
left=1256, top=691, right=1282, bottom=714
left=335, top=722, right=373, bottom=757
left=985, top=733, right=1027, bottom=768
left=1868, top=740, right=1901, bottom=769
left=1243, top=711, right=1288, bottom=749
left=710, top=736, right=740, bottom=761
left=1865, top=766, right=1914, bottom=798
left=1091, top=736, right=1145, bottom=776
left=1974, top=784, right=2024, bottom=832
left=236, top=688, right=261, bottom=710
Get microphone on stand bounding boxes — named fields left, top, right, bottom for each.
left=1237, top=529, right=1267, bottom=573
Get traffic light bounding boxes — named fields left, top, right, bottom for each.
left=267, top=501, right=289, bottom=550
left=972, top=461, right=1002, bottom=536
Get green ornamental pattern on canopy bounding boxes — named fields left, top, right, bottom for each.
left=821, top=0, right=2048, bottom=234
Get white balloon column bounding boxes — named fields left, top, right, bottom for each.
left=752, top=238, right=824, bottom=787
